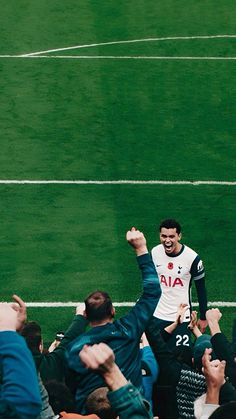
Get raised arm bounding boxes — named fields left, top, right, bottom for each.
left=206, top=308, right=236, bottom=387
left=0, top=303, right=41, bottom=418
left=206, top=308, right=222, bottom=336
left=80, top=343, right=152, bottom=418
left=202, top=347, right=226, bottom=405
left=126, top=227, right=148, bottom=256
left=188, top=310, right=202, bottom=339
left=80, top=343, right=127, bottom=390
left=59, top=302, right=88, bottom=347
left=48, top=303, right=88, bottom=352
left=122, top=227, right=161, bottom=335
left=164, top=303, right=189, bottom=335
left=145, top=318, right=182, bottom=387
left=11, top=294, right=27, bottom=332
left=194, top=278, right=208, bottom=333
left=191, top=254, right=208, bottom=333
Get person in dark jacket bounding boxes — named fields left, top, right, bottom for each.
left=80, top=342, right=153, bottom=419
left=146, top=316, right=236, bottom=419
left=206, top=308, right=236, bottom=388
left=67, top=227, right=162, bottom=413
left=21, top=304, right=88, bottom=383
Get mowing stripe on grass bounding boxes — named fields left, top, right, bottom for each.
left=19, top=34, right=236, bottom=57
left=25, top=301, right=236, bottom=307
left=1, top=55, right=236, bottom=60
left=0, top=180, right=235, bottom=185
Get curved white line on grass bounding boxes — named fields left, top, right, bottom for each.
left=0, top=180, right=235, bottom=185
left=2, top=55, right=235, bottom=60
left=25, top=301, right=236, bottom=307
left=20, top=34, right=236, bottom=57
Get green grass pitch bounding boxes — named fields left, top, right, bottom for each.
left=0, top=1, right=235, bottom=343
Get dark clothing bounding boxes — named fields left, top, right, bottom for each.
left=32, top=315, right=88, bottom=383
left=194, top=278, right=208, bottom=321
left=37, top=374, right=55, bottom=418
left=108, top=383, right=152, bottom=419
left=233, top=319, right=236, bottom=345
left=151, top=317, right=193, bottom=350
left=146, top=318, right=236, bottom=419
left=211, top=332, right=236, bottom=387
left=67, top=253, right=161, bottom=412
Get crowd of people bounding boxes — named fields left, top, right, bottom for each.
left=0, top=220, right=235, bottom=418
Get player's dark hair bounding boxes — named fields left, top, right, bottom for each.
left=159, top=219, right=181, bottom=234
left=20, top=321, right=42, bottom=352
left=85, top=291, right=114, bottom=322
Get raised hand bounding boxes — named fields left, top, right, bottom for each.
left=0, top=303, right=18, bottom=331
left=11, top=294, right=27, bottom=331
left=80, top=342, right=127, bottom=391
left=176, top=303, right=189, bottom=324
left=126, top=227, right=148, bottom=256
left=206, top=308, right=222, bottom=324
left=202, top=347, right=226, bottom=404
left=80, top=342, right=115, bottom=374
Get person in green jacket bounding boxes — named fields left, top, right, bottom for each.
left=67, top=227, right=162, bottom=413
left=80, top=342, right=153, bottom=419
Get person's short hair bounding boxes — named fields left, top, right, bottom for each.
left=209, top=401, right=236, bottom=418
left=85, top=291, right=114, bottom=322
left=159, top=219, right=181, bottom=234
left=20, top=321, right=42, bottom=352
left=85, top=387, right=116, bottom=419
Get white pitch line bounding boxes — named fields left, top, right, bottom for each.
left=0, top=55, right=236, bottom=61
left=0, top=180, right=235, bottom=185
left=25, top=301, right=236, bottom=307
left=19, top=34, right=236, bottom=57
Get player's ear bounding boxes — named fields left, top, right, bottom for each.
left=178, top=232, right=182, bottom=241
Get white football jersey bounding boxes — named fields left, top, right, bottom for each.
left=151, top=244, right=205, bottom=322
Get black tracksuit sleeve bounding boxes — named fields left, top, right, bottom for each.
left=211, top=332, right=236, bottom=387
left=146, top=317, right=181, bottom=387
left=194, top=277, right=208, bottom=320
